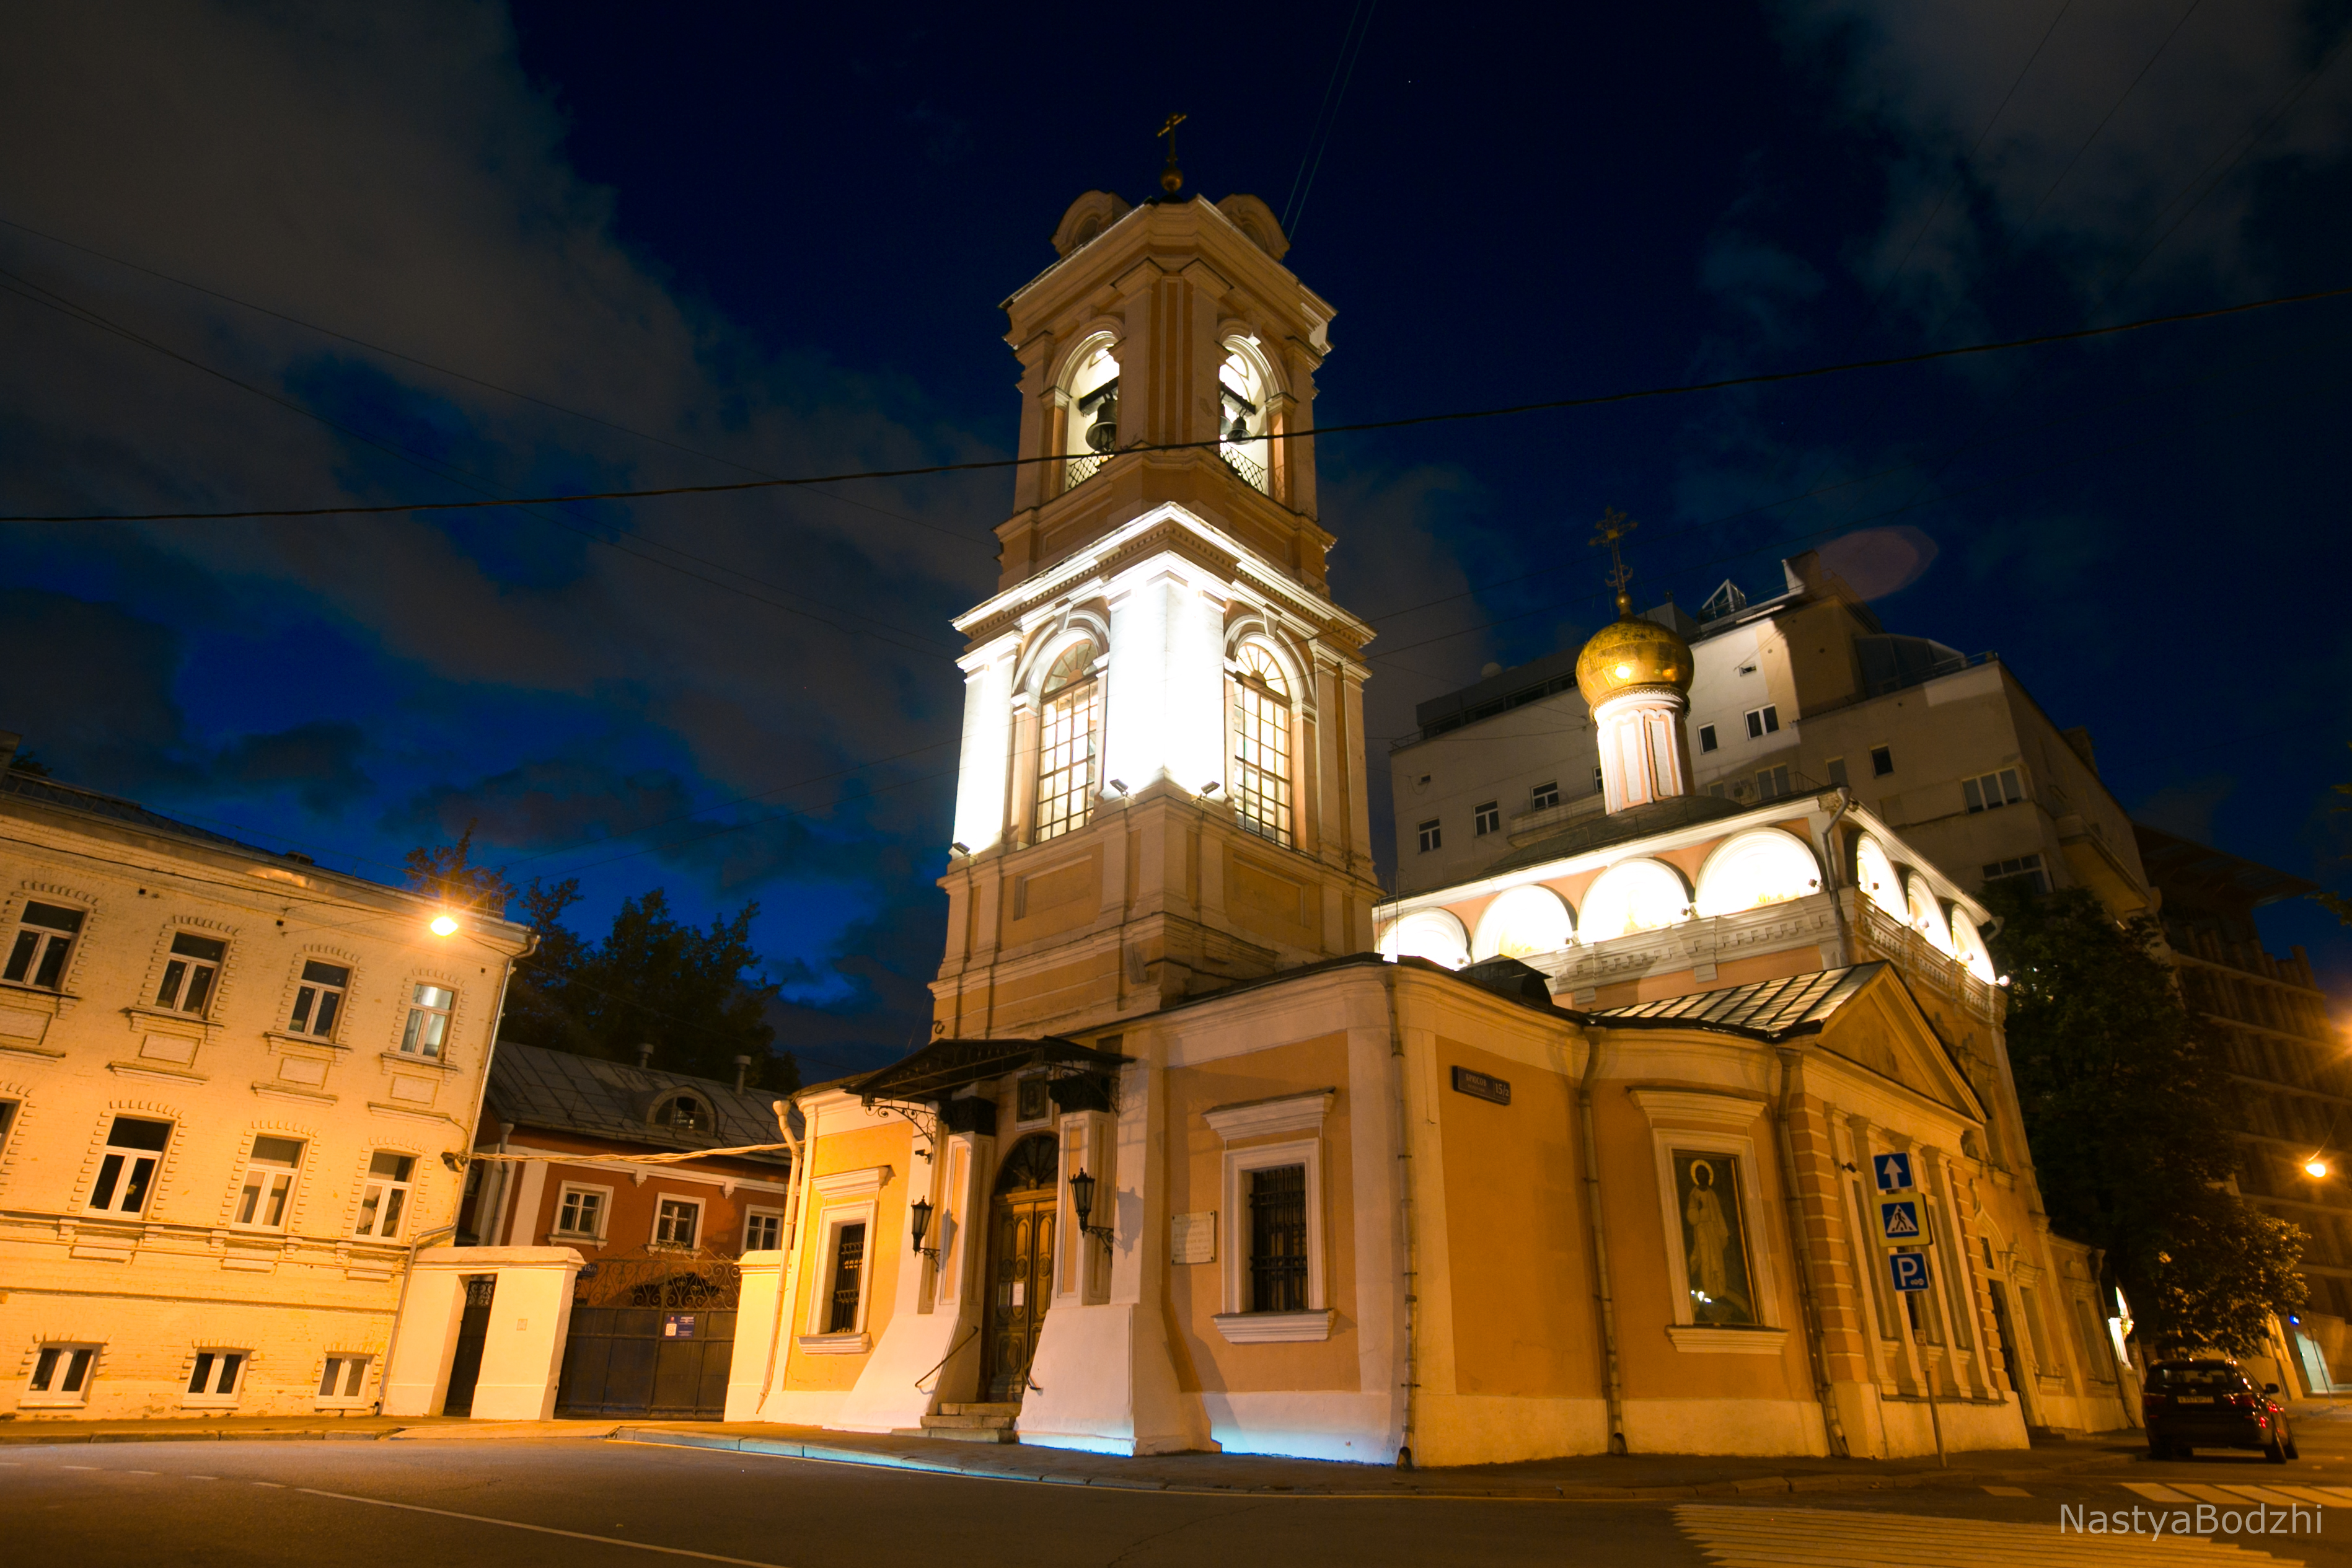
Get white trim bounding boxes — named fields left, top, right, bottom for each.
left=1213, top=1310, right=1334, bottom=1344
left=742, top=1205, right=786, bottom=1253
left=1220, top=1136, right=1325, bottom=1319
left=1626, top=1087, right=1765, bottom=1130
left=550, top=1179, right=614, bottom=1244
left=1633, top=1108, right=1782, bottom=1334
left=1666, top=1326, right=1789, bottom=1355
left=811, top=1165, right=892, bottom=1200
left=1204, top=1089, right=1334, bottom=1142
left=805, top=1199, right=881, bottom=1340
left=651, top=1192, right=706, bottom=1249
left=796, top=1332, right=871, bottom=1355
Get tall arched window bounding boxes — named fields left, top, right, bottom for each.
left=1063, top=341, right=1119, bottom=492
left=1218, top=344, right=1272, bottom=495
left=1231, top=643, right=1293, bottom=846
left=1034, top=642, right=1101, bottom=843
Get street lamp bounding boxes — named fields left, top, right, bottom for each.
left=428, top=914, right=459, bottom=936
left=2307, top=1157, right=2330, bottom=1180
left=908, top=1196, right=939, bottom=1262
left=1068, top=1168, right=1114, bottom=1246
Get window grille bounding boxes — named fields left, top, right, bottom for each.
left=1248, top=1164, right=1308, bottom=1313
left=1231, top=645, right=1293, bottom=847
left=1034, top=644, right=1100, bottom=843
left=827, top=1222, right=866, bottom=1333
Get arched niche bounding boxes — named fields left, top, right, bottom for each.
left=1052, top=191, right=1133, bottom=258
left=1903, top=873, right=1956, bottom=956
left=1580, top=858, right=1691, bottom=941
left=1950, top=907, right=1997, bottom=982
left=1380, top=909, right=1469, bottom=970
left=1853, top=834, right=1901, bottom=910
left=1470, top=884, right=1575, bottom=961
left=1693, top=829, right=1823, bottom=918
left=1217, top=335, right=1277, bottom=495
left=1215, top=193, right=1290, bottom=260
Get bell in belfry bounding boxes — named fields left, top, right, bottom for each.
left=1086, top=395, right=1117, bottom=452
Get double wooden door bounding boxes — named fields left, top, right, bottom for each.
left=982, top=1134, right=1058, bottom=1403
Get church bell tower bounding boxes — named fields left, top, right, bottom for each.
left=932, top=170, right=1382, bottom=1039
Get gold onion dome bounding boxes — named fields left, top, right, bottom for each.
left=1575, top=592, right=1693, bottom=706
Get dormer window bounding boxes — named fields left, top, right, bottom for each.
left=1063, top=342, right=1119, bottom=491
left=1219, top=345, right=1272, bottom=495
left=656, top=1093, right=708, bottom=1133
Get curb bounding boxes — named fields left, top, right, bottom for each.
left=606, top=1427, right=2137, bottom=1501
left=0, top=1429, right=393, bottom=1446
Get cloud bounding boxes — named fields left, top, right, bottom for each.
left=214, top=720, right=372, bottom=813
left=2135, top=773, right=2237, bottom=845
left=0, top=586, right=196, bottom=791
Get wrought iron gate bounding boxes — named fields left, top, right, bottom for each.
left=555, top=1251, right=740, bottom=1420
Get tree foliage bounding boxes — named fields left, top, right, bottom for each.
left=405, top=831, right=796, bottom=1095
left=1981, top=881, right=2304, bottom=1353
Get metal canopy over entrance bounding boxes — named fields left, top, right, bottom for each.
left=848, top=1035, right=1130, bottom=1110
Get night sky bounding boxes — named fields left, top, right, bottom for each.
left=4, top=3, right=2349, bottom=1080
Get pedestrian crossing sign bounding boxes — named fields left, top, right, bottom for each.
left=1878, top=1199, right=1924, bottom=1244
left=1874, top=1152, right=1913, bottom=1192
left=1888, top=1250, right=1932, bottom=1293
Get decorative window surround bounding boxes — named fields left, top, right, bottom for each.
left=803, top=1169, right=885, bottom=1342
left=811, top=1165, right=892, bottom=1200
left=1203, top=1088, right=1334, bottom=1142
left=1213, top=1309, right=1334, bottom=1344
left=1666, top=1326, right=1789, bottom=1355
left=1214, top=1133, right=1327, bottom=1329
left=1627, top=1088, right=1784, bottom=1338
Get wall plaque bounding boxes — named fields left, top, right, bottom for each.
left=1451, top=1065, right=1511, bottom=1106
left=1171, top=1210, right=1215, bottom=1264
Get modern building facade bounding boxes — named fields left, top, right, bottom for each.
left=0, top=754, right=529, bottom=1419
left=714, top=185, right=2126, bottom=1464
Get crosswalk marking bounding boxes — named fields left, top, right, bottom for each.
left=2126, top=1485, right=2195, bottom=1503
left=1674, top=1502, right=2304, bottom=1567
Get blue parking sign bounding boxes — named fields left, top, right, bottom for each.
left=1874, top=1152, right=1913, bottom=1192
left=1887, top=1251, right=1932, bottom=1293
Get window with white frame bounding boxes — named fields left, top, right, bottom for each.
left=286, top=960, right=350, bottom=1038
left=1698, top=724, right=1719, bottom=754
left=25, top=1344, right=98, bottom=1406
left=318, top=1354, right=371, bottom=1404
left=87, top=1116, right=171, bottom=1215
left=185, top=1349, right=247, bottom=1405
left=799, top=1167, right=886, bottom=1347
left=1231, top=643, right=1294, bottom=846
left=232, top=1135, right=305, bottom=1230
left=554, top=1183, right=609, bottom=1240
left=354, top=1152, right=415, bottom=1239
left=744, top=1207, right=784, bottom=1252
left=1743, top=705, right=1779, bottom=739
left=1755, top=764, right=1792, bottom=801
left=399, top=982, right=454, bottom=1057
left=1416, top=819, right=1441, bottom=853
left=1963, top=769, right=2024, bottom=813
left=1473, top=801, right=1500, bottom=837
left=1825, top=755, right=1849, bottom=788
left=4, top=899, right=84, bottom=990
left=1592, top=763, right=1605, bottom=795
left=1034, top=641, right=1101, bottom=845
left=654, top=1196, right=702, bottom=1249
left=154, top=932, right=227, bottom=1015
left=1205, top=1090, right=1332, bottom=1342
left=825, top=1222, right=867, bottom=1332
left=1531, top=780, right=1559, bottom=811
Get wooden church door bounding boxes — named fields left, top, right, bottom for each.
left=982, top=1134, right=1059, bottom=1403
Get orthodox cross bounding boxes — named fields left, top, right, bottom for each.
left=1158, top=112, right=1188, bottom=194
left=1590, top=507, right=1639, bottom=614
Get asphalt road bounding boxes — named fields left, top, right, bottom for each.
left=7, top=1431, right=2352, bottom=1567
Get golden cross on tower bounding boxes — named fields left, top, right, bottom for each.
left=1589, top=507, right=1639, bottom=617
left=1158, top=112, right=1188, bottom=195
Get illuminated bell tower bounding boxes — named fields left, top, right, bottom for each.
left=933, top=159, right=1381, bottom=1039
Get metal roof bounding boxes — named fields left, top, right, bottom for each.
left=1589, top=964, right=1882, bottom=1041
left=483, top=1039, right=796, bottom=1164
left=2131, top=822, right=2316, bottom=914
left=2, top=770, right=282, bottom=858
left=847, top=1035, right=1132, bottom=1106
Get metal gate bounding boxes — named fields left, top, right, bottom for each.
left=441, top=1275, right=497, bottom=1416
left=555, top=1251, right=739, bottom=1419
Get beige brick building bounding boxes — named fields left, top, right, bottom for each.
left=0, top=754, right=530, bottom=1419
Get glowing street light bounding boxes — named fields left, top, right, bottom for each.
left=2306, top=1157, right=2330, bottom=1180
left=429, top=914, right=460, bottom=937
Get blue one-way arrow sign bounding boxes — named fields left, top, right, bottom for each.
left=1874, top=1152, right=1913, bottom=1192
left=1888, top=1250, right=1932, bottom=1293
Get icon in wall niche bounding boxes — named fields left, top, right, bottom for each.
left=1675, top=1152, right=1758, bottom=1326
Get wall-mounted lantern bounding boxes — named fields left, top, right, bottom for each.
left=1068, top=1168, right=1115, bottom=1246
left=909, top=1196, right=940, bottom=1262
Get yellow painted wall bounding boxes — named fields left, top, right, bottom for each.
left=780, top=1117, right=910, bottom=1393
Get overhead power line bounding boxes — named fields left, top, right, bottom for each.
left=6, top=280, right=2348, bottom=526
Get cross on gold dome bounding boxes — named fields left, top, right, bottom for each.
left=1158, top=112, right=1187, bottom=194
left=1589, top=507, right=1639, bottom=617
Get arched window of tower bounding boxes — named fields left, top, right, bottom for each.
left=1062, top=338, right=1120, bottom=492
left=1033, top=640, right=1101, bottom=844
left=1852, top=834, right=1901, bottom=910
left=1950, top=907, right=1997, bottom=982
left=1230, top=641, right=1293, bottom=847
left=1693, top=829, right=1823, bottom=918
left=1471, top=883, right=1577, bottom=961
left=1903, top=873, right=1957, bottom=958
left=1580, top=858, right=1693, bottom=941
left=1218, top=340, right=1274, bottom=496
left=1380, top=909, right=1470, bottom=970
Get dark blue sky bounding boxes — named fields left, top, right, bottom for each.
left=4, top=2, right=2349, bottom=1077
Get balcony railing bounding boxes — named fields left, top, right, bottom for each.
left=1064, top=451, right=1107, bottom=491
left=1220, top=444, right=1269, bottom=495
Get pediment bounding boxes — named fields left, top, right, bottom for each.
left=1812, top=967, right=1984, bottom=1121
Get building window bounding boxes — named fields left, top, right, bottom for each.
left=25, top=1344, right=97, bottom=1406
left=1473, top=801, right=1500, bottom=837
left=1743, top=705, right=1780, bottom=740
left=1231, top=643, right=1294, bottom=847
left=555, top=1184, right=608, bottom=1239
left=318, top=1355, right=371, bottom=1403
left=1982, top=853, right=2050, bottom=894
left=1825, top=756, right=1849, bottom=788
left=1592, top=764, right=1605, bottom=795
left=0, top=1098, right=15, bottom=1155
left=154, top=932, right=227, bottom=1016
left=185, top=1350, right=246, bottom=1404
left=1247, top=1164, right=1309, bottom=1313
left=355, top=1152, right=415, bottom=1239
left=1417, top=819, right=1442, bottom=853
left=4, top=900, right=84, bottom=990
left=1698, top=725, right=1719, bottom=754
left=826, top=1222, right=868, bottom=1333
left=286, top=960, right=350, bottom=1038
left=1870, top=744, right=1895, bottom=777
left=1218, top=345, right=1273, bottom=494
left=1964, top=769, right=2024, bottom=813
left=233, top=1136, right=305, bottom=1230
left=662, top=1094, right=708, bottom=1132
left=744, top=1209, right=784, bottom=1252
left=1034, top=642, right=1101, bottom=845
left=1755, top=765, right=1792, bottom=801
left=1673, top=1150, right=1760, bottom=1326
left=88, top=1116, right=171, bottom=1215
left=399, top=983, right=454, bottom=1057
left=1531, top=780, right=1559, bottom=811
left=654, top=1197, right=702, bottom=1249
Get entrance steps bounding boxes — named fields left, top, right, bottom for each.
left=905, top=1402, right=1021, bottom=1444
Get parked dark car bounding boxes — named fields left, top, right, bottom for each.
left=2143, top=1359, right=2297, bottom=1462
